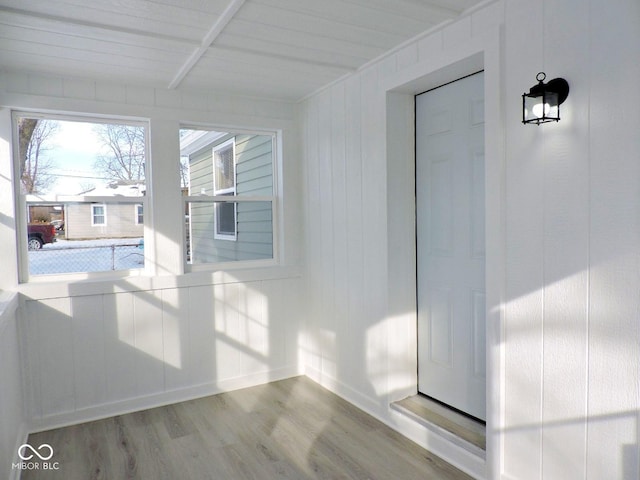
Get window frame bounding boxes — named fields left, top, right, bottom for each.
left=181, top=125, right=279, bottom=272
left=135, top=204, right=143, bottom=225
left=212, top=138, right=237, bottom=241
left=12, top=111, right=150, bottom=283
left=91, top=204, right=107, bottom=226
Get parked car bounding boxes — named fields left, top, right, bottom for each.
left=50, top=219, right=64, bottom=232
left=27, top=223, right=57, bottom=250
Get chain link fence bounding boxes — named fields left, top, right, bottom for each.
left=28, top=239, right=144, bottom=275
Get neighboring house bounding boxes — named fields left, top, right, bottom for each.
left=181, top=130, right=273, bottom=264
left=27, top=204, right=63, bottom=224
left=64, top=183, right=144, bottom=240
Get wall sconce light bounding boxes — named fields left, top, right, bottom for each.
left=522, top=72, right=569, bottom=125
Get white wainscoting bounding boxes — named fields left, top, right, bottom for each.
left=20, top=274, right=302, bottom=432
left=0, top=292, right=26, bottom=480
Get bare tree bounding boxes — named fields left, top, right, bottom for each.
left=179, top=157, right=189, bottom=189
left=19, top=119, right=59, bottom=194
left=78, top=181, right=96, bottom=194
left=18, top=118, right=38, bottom=173
left=93, top=124, right=145, bottom=183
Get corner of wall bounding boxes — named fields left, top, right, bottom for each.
left=0, top=293, right=27, bottom=480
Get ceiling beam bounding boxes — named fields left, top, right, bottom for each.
left=168, top=0, right=245, bottom=89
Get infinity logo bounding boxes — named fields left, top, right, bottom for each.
left=18, top=444, right=54, bottom=461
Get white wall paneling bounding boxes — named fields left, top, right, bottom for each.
left=0, top=63, right=303, bottom=445
left=0, top=110, right=18, bottom=291
left=2, top=1, right=640, bottom=479
left=301, top=4, right=499, bottom=478
left=385, top=90, right=417, bottom=404
left=22, top=275, right=301, bottom=432
left=343, top=74, right=365, bottom=391
left=301, top=0, right=640, bottom=479
left=585, top=1, right=640, bottom=479
left=501, top=0, right=545, bottom=477
left=0, top=293, right=25, bottom=480
left=539, top=1, right=589, bottom=479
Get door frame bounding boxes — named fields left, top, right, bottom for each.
left=414, top=71, right=487, bottom=421
left=383, top=32, right=504, bottom=479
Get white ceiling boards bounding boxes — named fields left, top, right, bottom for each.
left=0, top=0, right=487, bottom=101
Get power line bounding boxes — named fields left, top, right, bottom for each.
left=48, top=172, right=115, bottom=180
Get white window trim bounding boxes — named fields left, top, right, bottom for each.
left=135, top=204, right=143, bottom=225
left=212, top=138, right=237, bottom=241
left=91, top=203, right=107, bottom=226
left=180, top=126, right=280, bottom=271
left=11, top=110, right=151, bottom=283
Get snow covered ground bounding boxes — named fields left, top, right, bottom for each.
left=29, top=238, right=144, bottom=275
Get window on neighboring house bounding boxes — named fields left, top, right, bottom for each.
left=212, top=138, right=237, bottom=240
left=135, top=204, right=143, bottom=225
left=14, top=112, right=147, bottom=280
left=180, top=127, right=276, bottom=267
left=92, top=204, right=106, bottom=226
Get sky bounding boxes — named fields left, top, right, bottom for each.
left=21, top=120, right=198, bottom=271
left=45, top=120, right=110, bottom=195
left=35, top=119, right=192, bottom=196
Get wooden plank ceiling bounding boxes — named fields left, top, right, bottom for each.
left=0, top=0, right=486, bottom=101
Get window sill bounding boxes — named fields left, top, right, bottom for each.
left=16, top=264, right=302, bottom=300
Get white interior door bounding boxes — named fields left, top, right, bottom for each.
left=416, top=72, right=486, bottom=421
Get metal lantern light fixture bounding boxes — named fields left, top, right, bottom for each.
left=522, top=72, right=570, bottom=125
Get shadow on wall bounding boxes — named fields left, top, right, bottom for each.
left=0, top=211, right=16, bottom=229
left=499, top=406, right=639, bottom=479
left=20, top=273, right=299, bottom=431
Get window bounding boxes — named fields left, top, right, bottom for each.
left=212, top=138, right=237, bottom=240
left=180, top=127, right=276, bottom=267
left=135, top=204, right=143, bottom=225
left=92, top=204, right=106, bottom=226
left=13, top=112, right=147, bottom=279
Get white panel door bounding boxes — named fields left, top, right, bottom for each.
left=416, top=72, right=486, bottom=421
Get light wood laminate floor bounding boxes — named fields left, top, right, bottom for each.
left=24, top=377, right=472, bottom=479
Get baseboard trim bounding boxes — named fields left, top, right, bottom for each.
left=304, top=366, right=486, bottom=480
left=304, top=365, right=385, bottom=418
left=27, top=366, right=298, bottom=434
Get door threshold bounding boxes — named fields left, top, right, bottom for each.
left=391, top=394, right=486, bottom=459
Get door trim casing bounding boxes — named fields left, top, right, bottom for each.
left=383, top=29, right=504, bottom=480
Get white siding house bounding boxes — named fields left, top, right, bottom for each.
left=182, top=131, right=274, bottom=264
left=0, top=1, right=638, bottom=479
left=65, top=202, right=144, bottom=240
left=63, top=183, right=145, bottom=240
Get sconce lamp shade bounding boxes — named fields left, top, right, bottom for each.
left=522, top=72, right=570, bottom=125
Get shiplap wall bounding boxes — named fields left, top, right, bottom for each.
left=21, top=277, right=300, bottom=430
left=503, top=1, right=640, bottom=479
left=300, top=1, right=640, bottom=479
left=0, top=65, right=303, bottom=473
left=0, top=294, right=24, bottom=480
left=300, top=4, right=501, bottom=478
